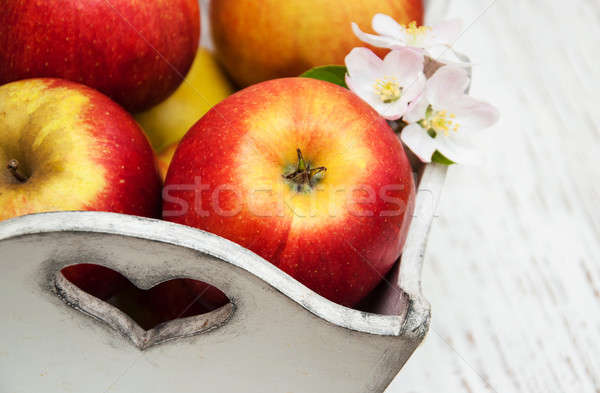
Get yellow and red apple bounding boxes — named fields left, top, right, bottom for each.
left=163, top=78, right=415, bottom=306
left=0, top=0, right=200, bottom=112
left=211, top=0, right=424, bottom=87
left=0, top=78, right=164, bottom=308
left=0, top=78, right=162, bottom=221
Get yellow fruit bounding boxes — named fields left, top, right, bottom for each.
left=156, top=143, right=178, bottom=182
left=136, top=48, right=233, bottom=151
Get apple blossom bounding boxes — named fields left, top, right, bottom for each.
left=400, top=65, right=499, bottom=164
left=345, top=47, right=425, bottom=120
left=352, top=14, right=462, bottom=51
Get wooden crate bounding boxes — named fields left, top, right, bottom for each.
left=0, top=161, right=446, bottom=393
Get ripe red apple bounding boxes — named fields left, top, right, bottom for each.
left=0, top=78, right=162, bottom=220
left=211, top=0, right=423, bottom=87
left=61, top=264, right=132, bottom=302
left=145, top=279, right=230, bottom=325
left=0, top=78, right=163, bottom=304
left=0, top=0, right=200, bottom=112
left=163, top=78, right=415, bottom=307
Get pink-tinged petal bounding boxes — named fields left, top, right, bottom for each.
left=382, top=48, right=424, bottom=83
left=372, top=13, right=406, bottom=39
left=429, top=18, right=463, bottom=46
left=345, top=72, right=387, bottom=117
left=378, top=98, right=410, bottom=121
left=349, top=82, right=409, bottom=121
left=402, top=72, right=426, bottom=104
left=344, top=48, right=405, bottom=118
left=400, top=123, right=437, bottom=162
left=435, top=136, right=483, bottom=165
left=403, top=93, right=429, bottom=123
left=426, top=65, right=470, bottom=108
left=344, top=48, right=383, bottom=77
left=346, top=73, right=379, bottom=106
left=351, top=23, right=401, bottom=48
left=345, top=47, right=383, bottom=82
left=345, top=73, right=370, bottom=102
left=370, top=102, right=400, bottom=119
left=448, top=96, right=500, bottom=134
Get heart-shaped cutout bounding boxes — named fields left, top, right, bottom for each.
left=56, top=264, right=234, bottom=350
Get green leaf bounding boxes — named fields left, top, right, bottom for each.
left=431, top=151, right=455, bottom=165
left=300, top=65, right=348, bottom=88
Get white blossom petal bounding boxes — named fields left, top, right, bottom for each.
left=403, top=92, right=429, bottom=123
left=400, top=123, right=437, bottom=162
left=447, top=96, right=500, bottom=134
left=402, top=72, right=427, bottom=104
left=435, top=135, right=483, bottom=165
left=345, top=47, right=385, bottom=109
left=353, top=15, right=465, bottom=56
left=429, top=18, right=462, bottom=46
left=346, top=47, right=425, bottom=121
left=345, top=47, right=387, bottom=95
left=345, top=75, right=381, bottom=112
left=372, top=13, right=406, bottom=39
left=351, top=22, right=400, bottom=48
left=382, top=48, right=424, bottom=83
left=377, top=98, right=410, bottom=121
left=426, top=65, right=470, bottom=108
left=345, top=47, right=383, bottom=79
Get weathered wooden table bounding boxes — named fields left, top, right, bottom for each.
left=387, top=0, right=600, bottom=392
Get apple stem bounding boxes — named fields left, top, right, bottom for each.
left=283, top=148, right=326, bottom=190
left=7, top=159, right=29, bottom=183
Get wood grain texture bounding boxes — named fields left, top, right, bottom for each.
left=387, top=0, right=600, bottom=392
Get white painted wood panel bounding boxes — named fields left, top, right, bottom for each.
left=387, top=0, right=600, bottom=391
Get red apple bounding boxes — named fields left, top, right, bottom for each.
left=0, top=78, right=163, bottom=303
left=61, top=264, right=131, bottom=302
left=0, top=78, right=162, bottom=220
left=146, top=279, right=230, bottom=325
left=62, top=265, right=229, bottom=330
left=211, top=0, right=423, bottom=87
left=163, top=78, right=415, bottom=307
left=0, top=0, right=200, bottom=112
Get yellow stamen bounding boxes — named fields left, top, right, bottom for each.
left=404, top=21, right=431, bottom=45
left=374, top=77, right=402, bottom=103
left=422, top=108, right=460, bottom=136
